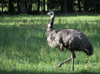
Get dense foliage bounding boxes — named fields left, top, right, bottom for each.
left=0, top=0, right=100, bottom=14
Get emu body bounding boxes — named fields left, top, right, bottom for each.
left=46, top=10, right=94, bottom=71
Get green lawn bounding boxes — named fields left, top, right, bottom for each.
left=0, top=14, right=100, bottom=74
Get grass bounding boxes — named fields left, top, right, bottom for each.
left=0, top=14, right=100, bottom=74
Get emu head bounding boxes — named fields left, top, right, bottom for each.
left=47, top=10, right=54, bottom=19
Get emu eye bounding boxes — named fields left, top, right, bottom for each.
left=50, top=12, right=53, bottom=15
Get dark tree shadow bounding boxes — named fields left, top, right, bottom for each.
left=0, top=70, right=99, bottom=74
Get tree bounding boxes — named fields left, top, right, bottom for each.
left=47, top=0, right=61, bottom=11
left=8, top=0, right=15, bottom=14
left=38, top=0, right=40, bottom=12
left=67, top=0, right=74, bottom=12
left=94, top=0, right=100, bottom=12
left=19, top=0, right=26, bottom=13
left=61, top=0, right=67, bottom=12
left=17, top=0, right=20, bottom=14
left=28, top=0, right=32, bottom=13
left=84, top=0, right=95, bottom=12
left=1, top=0, right=100, bottom=14
left=78, top=0, right=82, bottom=12
left=1, top=0, right=4, bottom=14
left=43, top=0, right=45, bottom=12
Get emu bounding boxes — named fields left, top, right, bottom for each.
left=46, top=10, right=94, bottom=71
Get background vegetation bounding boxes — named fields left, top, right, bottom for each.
left=0, top=14, right=100, bottom=74
left=0, top=0, right=100, bottom=15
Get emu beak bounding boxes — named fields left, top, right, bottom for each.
left=46, top=13, right=50, bottom=16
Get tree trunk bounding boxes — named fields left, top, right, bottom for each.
left=38, top=0, right=40, bottom=12
left=43, top=0, right=45, bottom=12
left=41, top=1, right=43, bottom=15
left=19, top=0, right=26, bottom=13
left=25, top=0, right=27, bottom=12
left=67, top=0, right=73, bottom=12
left=78, top=0, right=81, bottom=12
left=2, top=0, right=4, bottom=14
left=72, top=0, right=76, bottom=13
left=28, top=0, right=32, bottom=13
left=64, top=0, right=67, bottom=12
left=61, top=0, right=67, bottom=13
left=8, top=0, right=14, bottom=14
left=82, top=0, right=84, bottom=13
left=94, top=0, right=96, bottom=13
left=17, top=0, right=20, bottom=14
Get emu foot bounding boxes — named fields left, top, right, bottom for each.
left=55, top=63, right=62, bottom=69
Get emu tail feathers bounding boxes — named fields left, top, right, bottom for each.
left=84, top=47, right=94, bottom=56
left=88, top=47, right=94, bottom=56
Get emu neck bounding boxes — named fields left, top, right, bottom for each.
left=49, top=15, right=54, bottom=28
left=47, top=15, right=55, bottom=31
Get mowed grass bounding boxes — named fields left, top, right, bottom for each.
left=0, top=14, right=100, bottom=74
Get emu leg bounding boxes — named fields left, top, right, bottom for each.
left=55, top=58, right=72, bottom=69
left=71, top=51, right=76, bottom=71
left=55, top=51, right=76, bottom=71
